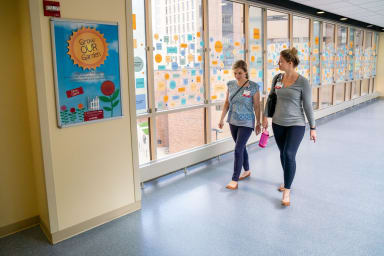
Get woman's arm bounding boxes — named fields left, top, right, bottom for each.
left=253, top=91, right=261, bottom=135
left=218, top=90, right=230, bottom=129
left=302, top=79, right=317, bottom=142
left=302, top=80, right=315, bottom=128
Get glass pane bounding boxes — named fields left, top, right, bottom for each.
left=347, top=28, right=355, bottom=81
left=371, top=78, right=375, bottom=93
left=152, top=0, right=205, bottom=110
left=133, top=0, right=149, bottom=114
left=156, top=108, right=205, bottom=158
left=312, top=21, right=321, bottom=85
left=352, top=81, right=360, bottom=98
left=354, top=30, right=363, bottom=80
left=267, top=10, right=289, bottom=91
left=249, top=6, right=264, bottom=91
left=209, top=0, right=245, bottom=102
left=320, top=86, right=332, bottom=108
left=363, top=31, right=372, bottom=78
left=335, top=26, right=347, bottom=82
left=345, top=82, right=351, bottom=101
left=334, top=84, right=344, bottom=104
left=137, top=117, right=151, bottom=164
left=322, top=23, right=335, bottom=85
left=211, top=105, right=232, bottom=141
left=293, top=16, right=310, bottom=80
left=361, top=79, right=369, bottom=96
left=372, top=33, right=378, bottom=76
left=312, top=87, right=319, bottom=110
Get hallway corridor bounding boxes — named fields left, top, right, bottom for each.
left=1, top=100, right=383, bottom=256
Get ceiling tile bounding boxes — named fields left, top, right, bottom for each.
left=290, top=0, right=384, bottom=27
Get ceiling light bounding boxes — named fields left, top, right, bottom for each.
left=317, top=11, right=325, bottom=14
left=367, top=25, right=373, bottom=27
left=340, top=17, right=348, bottom=21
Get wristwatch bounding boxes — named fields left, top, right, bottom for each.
left=310, top=127, right=316, bottom=130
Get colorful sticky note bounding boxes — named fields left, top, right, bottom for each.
left=136, top=94, right=146, bottom=110
left=132, top=14, right=136, bottom=30
left=253, top=28, right=260, bottom=39
left=136, top=78, right=145, bottom=88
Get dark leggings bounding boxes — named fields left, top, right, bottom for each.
left=272, top=123, right=305, bottom=189
left=229, top=124, right=253, bottom=181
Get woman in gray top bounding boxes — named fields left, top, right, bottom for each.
left=263, top=48, right=317, bottom=206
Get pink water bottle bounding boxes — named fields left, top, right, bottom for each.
left=259, top=130, right=269, bottom=148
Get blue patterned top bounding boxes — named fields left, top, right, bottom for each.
left=226, top=80, right=260, bottom=129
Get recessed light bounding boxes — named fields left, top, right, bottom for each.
left=317, top=11, right=325, bottom=14
left=367, top=25, right=373, bottom=27
left=340, top=17, right=348, bottom=21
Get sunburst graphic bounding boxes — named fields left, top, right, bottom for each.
left=67, top=27, right=109, bottom=70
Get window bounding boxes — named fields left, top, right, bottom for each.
left=312, top=21, right=321, bottom=85
left=267, top=10, right=289, bottom=90
left=208, top=0, right=245, bottom=102
left=354, top=29, right=363, bottom=80
left=363, top=31, right=372, bottom=78
left=322, top=23, right=335, bottom=85
left=156, top=108, right=205, bottom=158
left=248, top=6, right=264, bottom=90
left=132, top=0, right=149, bottom=115
left=335, top=26, right=347, bottom=82
left=348, top=28, right=355, bottom=81
left=372, top=33, right=379, bottom=76
left=137, top=117, right=150, bottom=164
left=152, top=0, right=205, bottom=111
left=293, top=16, right=310, bottom=80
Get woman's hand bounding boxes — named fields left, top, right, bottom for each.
left=310, top=130, right=317, bottom=143
left=262, top=116, right=268, bottom=131
left=218, top=120, right=224, bottom=129
left=255, top=124, right=261, bottom=136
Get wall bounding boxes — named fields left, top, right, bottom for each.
left=0, top=0, right=38, bottom=231
left=376, top=33, right=384, bottom=96
left=28, top=0, right=140, bottom=241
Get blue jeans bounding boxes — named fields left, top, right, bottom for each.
left=229, top=124, right=253, bottom=181
left=272, top=123, right=305, bottom=189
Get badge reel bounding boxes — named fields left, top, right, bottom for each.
left=275, top=79, right=283, bottom=89
left=242, top=88, right=251, bottom=97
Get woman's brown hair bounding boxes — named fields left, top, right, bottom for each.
left=280, top=47, right=300, bottom=67
left=233, top=60, right=249, bottom=79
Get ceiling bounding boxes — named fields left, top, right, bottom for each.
left=291, top=0, right=384, bottom=28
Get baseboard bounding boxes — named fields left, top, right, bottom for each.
left=39, top=219, right=52, bottom=243
left=49, top=201, right=141, bottom=244
left=0, top=216, right=40, bottom=239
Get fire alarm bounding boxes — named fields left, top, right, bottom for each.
left=43, top=1, right=60, bottom=17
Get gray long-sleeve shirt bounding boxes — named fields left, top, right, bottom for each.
left=264, top=74, right=316, bottom=128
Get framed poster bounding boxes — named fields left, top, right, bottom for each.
left=50, top=18, right=123, bottom=127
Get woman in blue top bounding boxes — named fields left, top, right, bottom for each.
left=219, top=60, right=261, bottom=190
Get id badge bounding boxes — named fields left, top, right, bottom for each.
left=242, top=89, right=251, bottom=97
left=275, top=81, right=282, bottom=89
